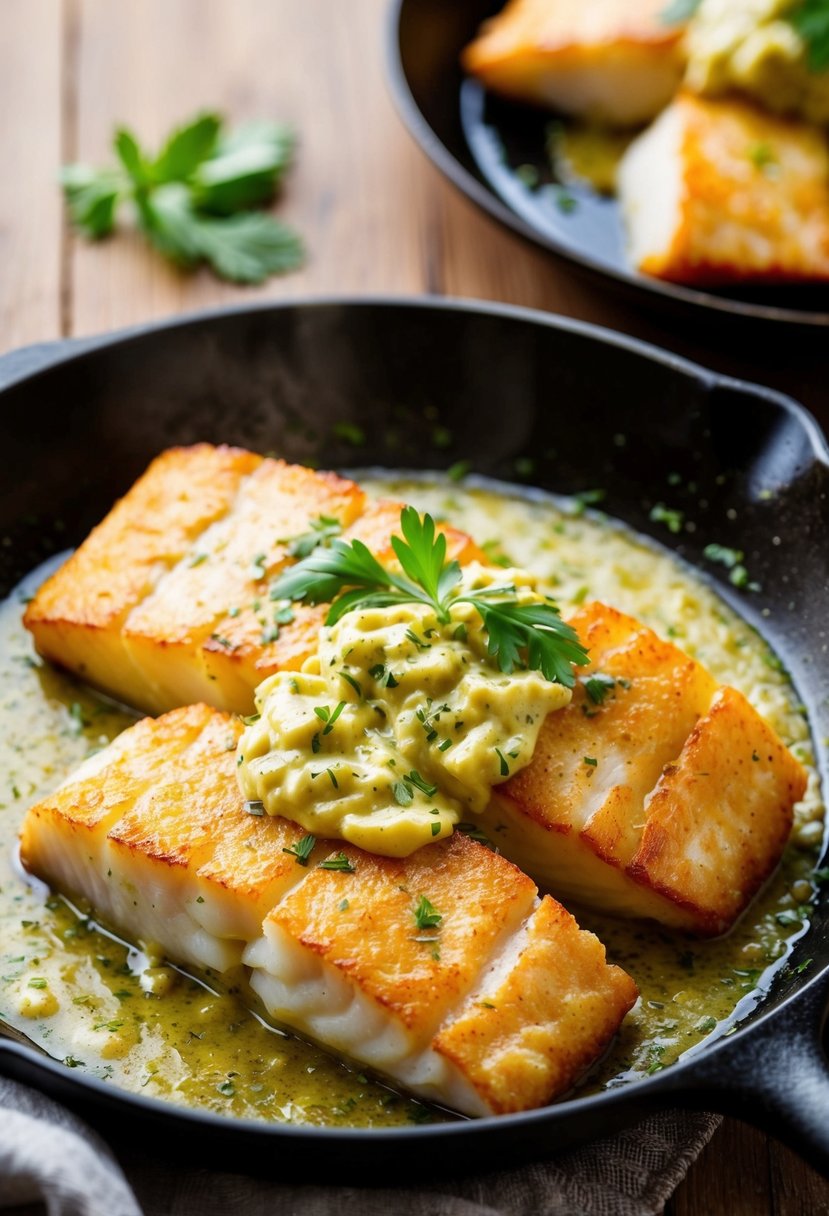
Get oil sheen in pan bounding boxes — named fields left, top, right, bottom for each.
left=0, top=476, right=822, bottom=1125
left=450, top=67, right=829, bottom=322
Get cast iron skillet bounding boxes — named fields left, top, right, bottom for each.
left=0, top=298, right=828, bottom=1180
left=387, top=0, right=829, bottom=330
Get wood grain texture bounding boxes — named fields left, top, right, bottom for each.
left=669, top=1119, right=772, bottom=1216
left=0, top=0, right=827, bottom=1210
left=70, top=0, right=430, bottom=333
left=0, top=0, right=64, bottom=348
left=68, top=0, right=632, bottom=336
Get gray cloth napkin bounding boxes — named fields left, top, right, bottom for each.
left=0, top=1077, right=720, bottom=1216
left=0, top=1079, right=139, bottom=1216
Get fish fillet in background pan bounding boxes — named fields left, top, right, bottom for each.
left=462, top=0, right=687, bottom=126
left=618, top=92, right=829, bottom=284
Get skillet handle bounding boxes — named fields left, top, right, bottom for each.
left=672, top=973, right=829, bottom=1177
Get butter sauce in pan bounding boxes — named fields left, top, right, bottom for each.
left=0, top=478, right=821, bottom=1125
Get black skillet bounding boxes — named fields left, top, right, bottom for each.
left=0, top=298, right=828, bottom=1180
left=387, top=0, right=829, bottom=329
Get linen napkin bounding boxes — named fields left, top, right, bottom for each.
left=0, top=1075, right=720, bottom=1216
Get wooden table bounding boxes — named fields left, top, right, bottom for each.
left=2, top=2, right=827, bottom=1212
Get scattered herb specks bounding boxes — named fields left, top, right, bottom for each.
left=413, top=895, right=443, bottom=931
left=585, top=672, right=616, bottom=705
left=283, top=515, right=343, bottom=560
left=649, top=504, right=684, bottom=534
left=319, top=853, right=355, bottom=872
left=282, top=834, right=316, bottom=865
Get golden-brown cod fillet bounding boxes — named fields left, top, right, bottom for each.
left=23, top=445, right=261, bottom=712
left=485, top=602, right=806, bottom=935
left=462, top=0, right=686, bottom=126
left=23, top=446, right=483, bottom=717
left=20, top=706, right=637, bottom=1117
left=618, top=92, right=829, bottom=285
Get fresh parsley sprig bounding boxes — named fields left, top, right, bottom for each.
left=412, top=895, right=443, bottom=931
left=61, top=111, right=303, bottom=284
left=270, top=506, right=589, bottom=688
left=789, top=0, right=829, bottom=71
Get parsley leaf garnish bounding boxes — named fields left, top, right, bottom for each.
left=392, top=780, right=414, bottom=807
left=270, top=506, right=588, bottom=687
left=282, top=515, right=343, bottom=560
left=282, top=834, right=316, bottom=866
left=406, top=770, right=438, bottom=797
left=61, top=112, right=303, bottom=283
left=585, top=672, right=616, bottom=705
left=789, top=0, right=829, bottom=71
left=314, top=701, right=346, bottom=734
left=319, top=852, right=356, bottom=872
left=412, top=895, right=443, bottom=930
left=392, top=770, right=438, bottom=806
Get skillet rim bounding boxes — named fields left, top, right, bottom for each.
left=0, top=293, right=828, bottom=461
left=0, top=292, right=826, bottom=1156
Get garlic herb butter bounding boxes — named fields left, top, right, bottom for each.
left=236, top=550, right=574, bottom=856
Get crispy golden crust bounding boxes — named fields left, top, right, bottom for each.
left=23, top=447, right=260, bottom=707
left=628, top=686, right=805, bottom=933
left=199, top=497, right=485, bottom=698
left=270, top=831, right=537, bottom=1032
left=433, top=895, right=638, bottom=1113
left=634, top=93, right=829, bottom=284
left=346, top=498, right=487, bottom=566
left=23, top=449, right=484, bottom=716
left=106, top=711, right=248, bottom=869
left=24, top=446, right=259, bottom=635
left=464, top=0, right=682, bottom=64
left=123, top=460, right=365, bottom=709
left=504, top=602, right=716, bottom=853
left=20, top=705, right=637, bottom=1113
left=462, top=0, right=684, bottom=124
left=19, top=704, right=215, bottom=860
left=499, top=602, right=805, bottom=934
left=19, top=705, right=324, bottom=968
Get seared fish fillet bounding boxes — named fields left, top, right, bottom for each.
left=24, top=446, right=482, bottom=716
left=618, top=92, right=829, bottom=285
left=19, top=706, right=638, bottom=1117
left=487, top=603, right=806, bottom=935
left=462, top=0, right=686, bottom=126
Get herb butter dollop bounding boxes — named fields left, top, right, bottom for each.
left=236, top=563, right=571, bottom=856
left=686, top=0, right=829, bottom=125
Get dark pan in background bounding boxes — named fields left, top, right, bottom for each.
left=386, top=0, right=829, bottom=329
left=0, top=298, right=827, bottom=1179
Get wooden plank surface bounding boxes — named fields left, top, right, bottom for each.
left=0, top=0, right=64, bottom=348
left=1, top=0, right=828, bottom=1211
